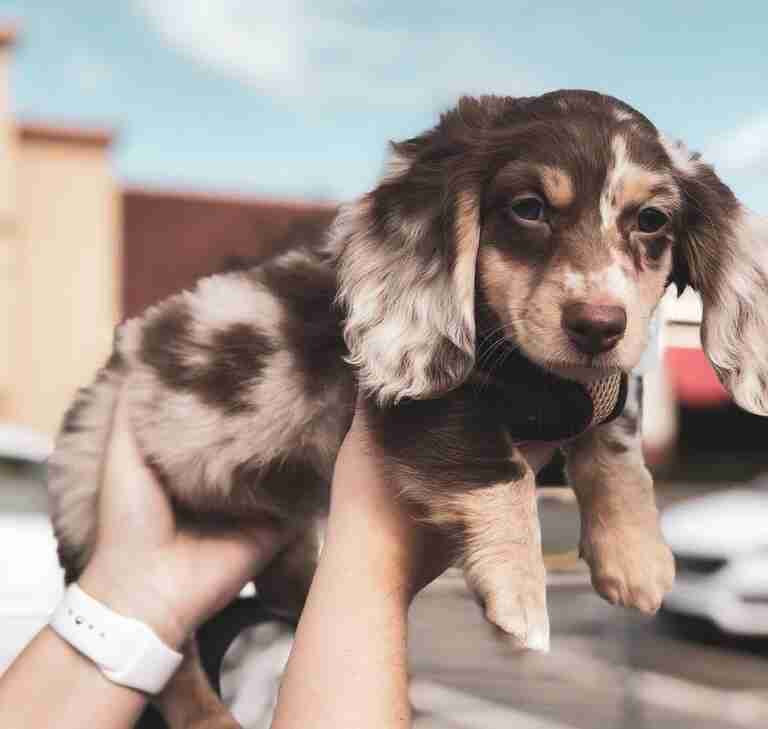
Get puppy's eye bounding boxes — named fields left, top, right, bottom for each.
left=637, top=207, right=668, bottom=233
left=509, top=196, right=545, bottom=222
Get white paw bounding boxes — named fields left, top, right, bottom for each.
left=469, top=568, right=550, bottom=652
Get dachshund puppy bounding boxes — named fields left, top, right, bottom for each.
left=48, top=90, right=768, bottom=728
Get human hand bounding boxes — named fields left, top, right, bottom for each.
left=326, top=397, right=457, bottom=603
left=79, top=385, right=284, bottom=648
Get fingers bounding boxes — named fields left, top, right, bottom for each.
left=174, top=526, right=291, bottom=629
left=96, top=382, right=175, bottom=546
left=102, top=384, right=156, bottom=488
left=194, top=520, right=287, bottom=574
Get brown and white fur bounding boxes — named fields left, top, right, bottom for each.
left=48, top=90, right=768, bottom=728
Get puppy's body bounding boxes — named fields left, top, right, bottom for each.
left=50, top=246, right=353, bottom=581
left=49, top=89, right=768, bottom=729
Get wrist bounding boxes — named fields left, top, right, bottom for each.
left=49, top=583, right=185, bottom=695
left=78, top=564, right=188, bottom=650
left=320, top=524, right=422, bottom=611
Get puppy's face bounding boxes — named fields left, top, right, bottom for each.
left=335, top=90, right=767, bottom=414
left=478, top=118, right=682, bottom=379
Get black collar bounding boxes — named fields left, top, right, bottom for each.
left=472, top=344, right=628, bottom=442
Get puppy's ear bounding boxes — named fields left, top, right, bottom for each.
left=664, top=136, right=768, bottom=414
left=331, top=133, right=482, bottom=405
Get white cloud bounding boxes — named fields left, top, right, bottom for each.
left=704, top=113, right=768, bottom=176
left=135, top=0, right=534, bottom=108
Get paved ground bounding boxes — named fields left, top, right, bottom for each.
left=412, top=485, right=768, bottom=729
left=408, top=572, right=768, bottom=729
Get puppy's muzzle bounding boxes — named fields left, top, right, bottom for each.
left=562, top=302, right=627, bottom=355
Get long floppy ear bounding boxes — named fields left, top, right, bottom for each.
left=330, top=137, right=482, bottom=405
left=663, top=136, right=768, bottom=415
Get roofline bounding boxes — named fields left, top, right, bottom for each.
left=19, top=120, right=117, bottom=148
left=0, top=24, right=19, bottom=48
left=123, top=183, right=339, bottom=211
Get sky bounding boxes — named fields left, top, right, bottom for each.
left=1, top=0, right=767, bottom=208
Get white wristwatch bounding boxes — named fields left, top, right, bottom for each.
left=50, top=584, right=184, bottom=694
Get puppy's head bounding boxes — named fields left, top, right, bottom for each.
left=332, top=90, right=768, bottom=413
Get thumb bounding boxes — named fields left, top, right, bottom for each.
left=97, top=384, right=175, bottom=545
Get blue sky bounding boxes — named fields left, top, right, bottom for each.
left=2, top=0, right=767, bottom=208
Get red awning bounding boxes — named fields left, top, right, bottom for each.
left=665, top=347, right=730, bottom=407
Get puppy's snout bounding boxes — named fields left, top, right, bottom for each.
left=562, top=302, right=626, bottom=355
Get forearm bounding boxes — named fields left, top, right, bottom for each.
left=0, top=626, right=147, bottom=729
left=271, top=509, right=414, bottom=728
left=270, top=404, right=455, bottom=729
left=0, top=566, right=189, bottom=729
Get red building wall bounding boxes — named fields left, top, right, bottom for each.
left=122, top=187, right=337, bottom=318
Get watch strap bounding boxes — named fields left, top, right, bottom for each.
left=50, top=583, right=184, bottom=694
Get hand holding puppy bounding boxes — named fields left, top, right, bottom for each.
left=79, top=385, right=286, bottom=649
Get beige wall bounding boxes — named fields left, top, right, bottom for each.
left=0, top=216, right=15, bottom=410
left=0, top=42, right=17, bottom=408
left=8, top=133, right=121, bottom=435
left=0, top=44, right=16, bottom=223
left=0, top=30, right=121, bottom=435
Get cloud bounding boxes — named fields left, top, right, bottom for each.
left=704, top=113, right=768, bottom=176
left=134, top=0, right=534, bottom=108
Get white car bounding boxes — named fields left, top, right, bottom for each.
left=661, top=481, right=768, bottom=636
left=0, top=424, right=63, bottom=673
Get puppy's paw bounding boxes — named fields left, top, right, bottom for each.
left=467, top=568, right=550, bottom=652
left=581, top=524, right=675, bottom=614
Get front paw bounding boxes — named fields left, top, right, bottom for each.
left=581, top=523, right=675, bottom=614
left=464, top=566, right=550, bottom=652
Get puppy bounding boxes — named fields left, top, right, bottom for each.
left=48, top=90, right=768, bottom=728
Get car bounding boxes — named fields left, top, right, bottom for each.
left=660, top=479, right=768, bottom=637
left=0, top=423, right=63, bottom=673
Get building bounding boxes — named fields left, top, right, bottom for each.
left=0, top=27, right=120, bottom=436
left=0, top=26, right=335, bottom=436
left=121, top=187, right=334, bottom=319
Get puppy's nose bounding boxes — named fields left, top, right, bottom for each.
left=562, top=303, right=627, bottom=355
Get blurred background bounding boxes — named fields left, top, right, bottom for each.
left=1, top=2, right=767, bottom=727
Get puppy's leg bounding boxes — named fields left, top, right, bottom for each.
left=364, top=391, right=549, bottom=651
left=459, top=461, right=549, bottom=652
left=254, top=524, right=321, bottom=620
left=563, top=376, right=675, bottom=614
left=155, top=639, right=240, bottom=729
